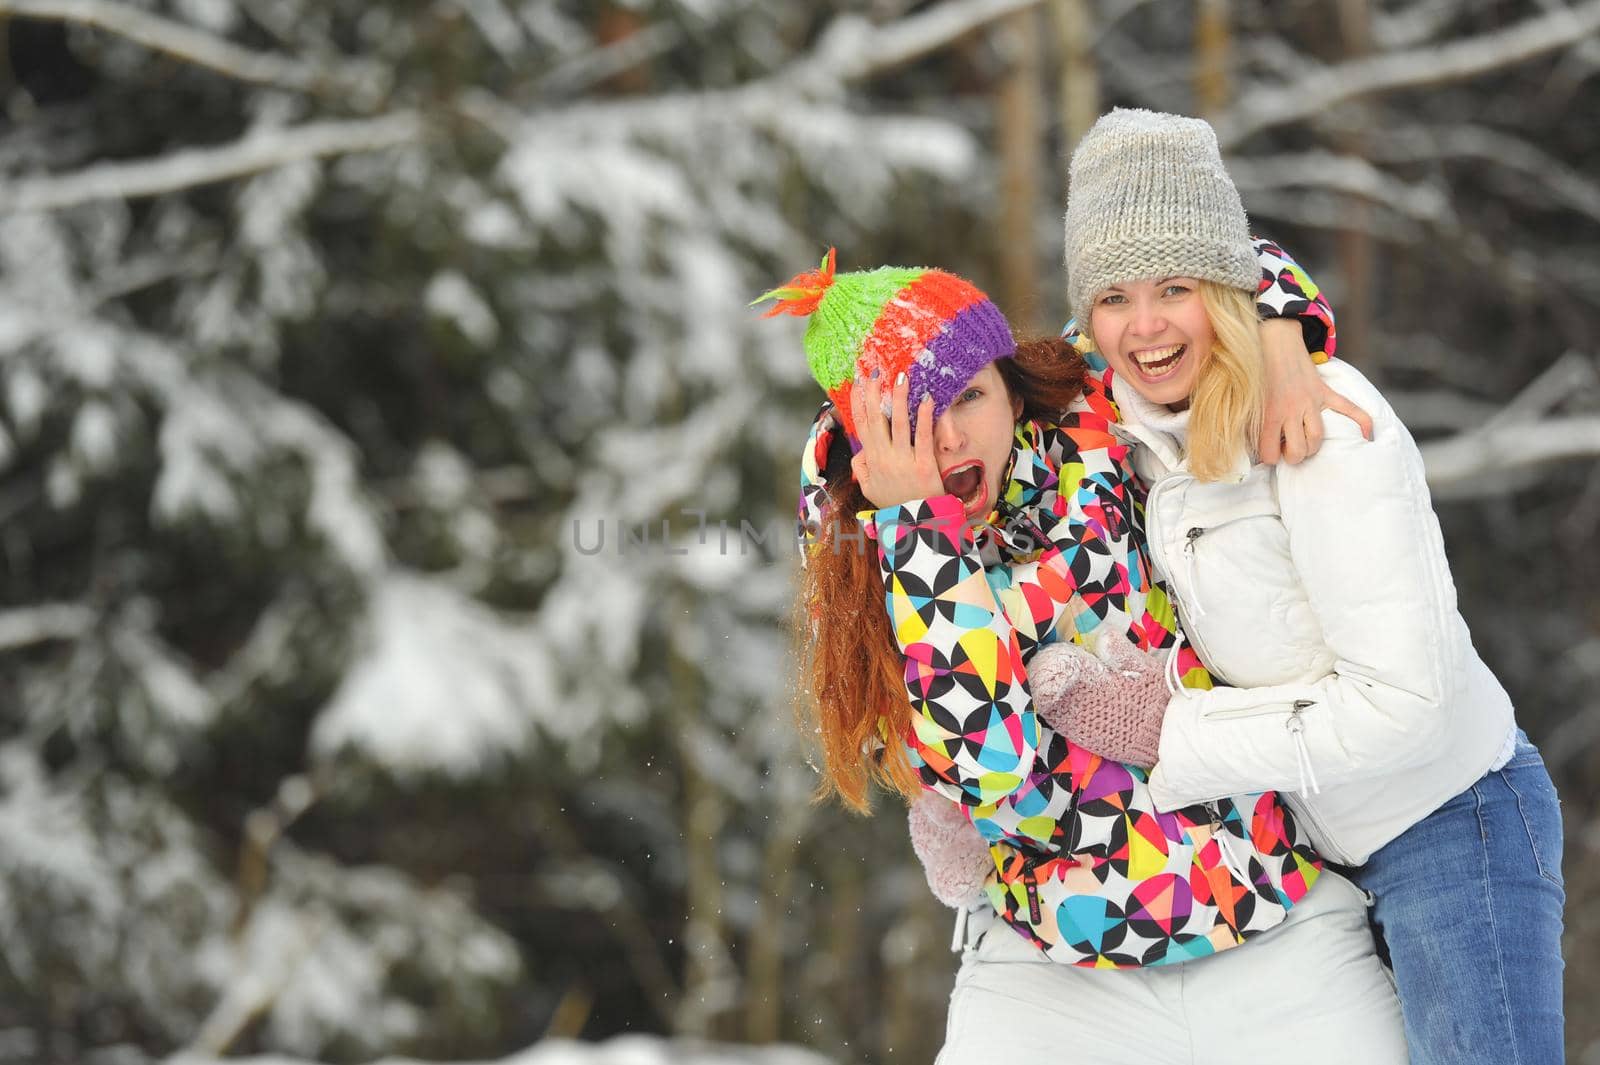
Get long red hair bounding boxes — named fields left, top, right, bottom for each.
left=793, top=336, right=1089, bottom=812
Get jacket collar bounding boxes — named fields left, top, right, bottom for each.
left=1106, top=374, right=1253, bottom=484
left=1108, top=379, right=1192, bottom=475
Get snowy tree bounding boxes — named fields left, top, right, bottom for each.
left=0, top=0, right=1597, bottom=1063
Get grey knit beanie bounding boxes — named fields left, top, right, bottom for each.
left=1064, top=108, right=1257, bottom=320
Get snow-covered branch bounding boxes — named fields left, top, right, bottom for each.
left=1372, top=0, right=1476, bottom=51
left=20, top=0, right=1038, bottom=168
left=499, top=0, right=1045, bottom=142
left=1417, top=353, right=1600, bottom=495
left=0, top=0, right=386, bottom=98
left=0, top=603, right=94, bottom=650
left=1534, top=0, right=1600, bottom=70
left=1228, top=151, right=1453, bottom=224
left=1367, top=124, right=1600, bottom=226
left=0, top=112, right=424, bottom=212
left=1482, top=352, right=1599, bottom=429
left=1387, top=390, right=1498, bottom=433
left=1217, top=0, right=1600, bottom=147
left=513, top=0, right=1045, bottom=124
left=537, top=20, right=683, bottom=96
left=1422, top=415, right=1600, bottom=496
left=1091, top=0, right=1166, bottom=46
left=792, top=0, right=1041, bottom=84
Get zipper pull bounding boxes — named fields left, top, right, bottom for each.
left=1165, top=631, right=1187, bottom=696
left=1206, top=800, right=1249, bottom=878
left=1182, top=527, right=1207, bottom=618
left=1287, top=700, right=1321, bottom=795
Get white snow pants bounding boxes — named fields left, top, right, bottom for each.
left=936, top=870, right=1409, bottom=1065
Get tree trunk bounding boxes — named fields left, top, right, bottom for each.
left=742, top=778, right=812, bottom=1043
left=1049, top=0, right=1098, bottom=323
left=1195, top=0, right=1231, bottom=119
left=596, top=3, right=651, bottom=94
left=996, top=9, right=1044, bottom=333
left=1049, top=0, right=1100, bottom=147
left=673, top=639, right=735, bottom=1039
left=1335, top=0, right=1377, bottom=373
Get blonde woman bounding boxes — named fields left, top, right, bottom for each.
left=1056, top=107, right=1565, bottom=1065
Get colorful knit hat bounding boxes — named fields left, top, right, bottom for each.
left=754, top=249, right=1015, bottom=443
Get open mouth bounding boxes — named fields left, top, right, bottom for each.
left=941, top=461, right=988, bottom=515
left=1131, top=343, right=1186, bottom=380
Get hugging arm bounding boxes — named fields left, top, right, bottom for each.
left=1252, top=238, right=1374, bottom=462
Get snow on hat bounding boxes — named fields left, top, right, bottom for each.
left=1064, top=108, right=1257, bottom=320
left=753, top=248, right=1015, bottom=443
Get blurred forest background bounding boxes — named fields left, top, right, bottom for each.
left=0, top=0, right=1598, bottom=1063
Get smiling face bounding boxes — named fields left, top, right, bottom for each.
left=932, top=362, right=1023, bottom=520
left=1087, top=277, right=1214, bottom=410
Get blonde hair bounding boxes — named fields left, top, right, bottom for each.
left=1081, top=280, right=1264, bottom=482
left=1187, top=281, right=1265, bottom=481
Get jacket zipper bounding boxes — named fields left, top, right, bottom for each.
left=1204, top=800, right=1256, bottom=892
left=1180, top=781, right=1356, bottom=867
left=1204, top=701, right=1304, bottom=721
left=1197, top=699, right=1322, bottom=795
left=1183, top=527, right=1207, bottom=617
left=1145, top=474, right=1224, bottom=679
left=1179, top=514, right=1278, bottom=622
left=1142, top=466, right=1358, bottom=865
left=1145, top=473, right=1216, bottom=671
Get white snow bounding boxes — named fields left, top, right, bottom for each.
left=463, top=199, right=530, bottom=249
left=70, top=398, right=121, bottom=472
left=4, top=360, right=47, bottom=438
left=173, top=0, right=241, bottom=34
left=169, top=1034, right=835, bottom=1065
left=425, top=269, right=501, bottom=346
left=311, top=572, right=561, bottom=775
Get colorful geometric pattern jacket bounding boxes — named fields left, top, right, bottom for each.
left=796, top=238, right=1335, bottom=969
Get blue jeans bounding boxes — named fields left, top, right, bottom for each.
left=1352, top=731, right=1566, bottom=1065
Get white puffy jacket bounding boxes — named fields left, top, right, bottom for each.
left=1118, top=358, right=1515, bottom=865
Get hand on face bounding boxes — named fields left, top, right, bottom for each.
left=848, top=371, right=944, bottom=510
left=851, top=364, right=1020, bottom=516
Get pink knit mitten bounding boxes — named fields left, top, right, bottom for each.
left=1028, top=637, right=1170, bottom=768
left=907, top=793, right=993, bottom=907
